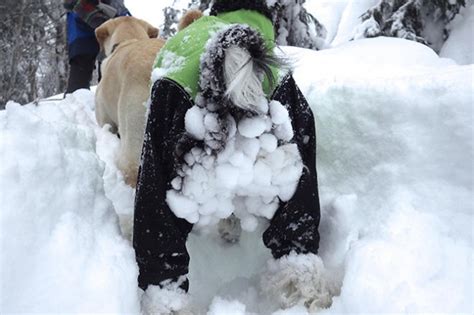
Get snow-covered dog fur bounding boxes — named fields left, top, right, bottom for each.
left=95, top=16, right=164, bottom=187
left=136, top=8, right=334, bottom=313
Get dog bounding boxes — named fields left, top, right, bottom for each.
left=94, top=13, right=203, bottom=187
left=94, top=16, right=164, bottom=187
left=133, top=4, right=333, bottom=313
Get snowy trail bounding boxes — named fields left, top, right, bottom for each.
left=1, top=37, right=473, bottom=313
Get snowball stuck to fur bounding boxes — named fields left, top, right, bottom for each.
left=185, top=105, right=205, bottom=140
left=168, top=90, right=302, bottom=231
left=238, top=116, right=267, bottom=138
left=269, top=100, right=290, bottom=125
left=259, top=133, right=278, bottom=152
left=166, top=190, right=199, bottom=223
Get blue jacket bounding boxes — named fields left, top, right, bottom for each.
left=66, top=1, right=130, bottom=60
left=67, top=12, right=99, bottom=59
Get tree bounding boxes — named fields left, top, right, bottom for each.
left=160, top=0, right=327, bottom=49
left=161, top=5, right=182, bottom=39
left=268, top=0, right=327, bottom=50
left=0, top=0, right=67, bottom=107
left=355, top=0, right=466, bottom=52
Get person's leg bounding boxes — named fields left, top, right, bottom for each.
left=65, top=54, right=96, bottom=94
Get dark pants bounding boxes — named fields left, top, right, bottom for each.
left=65, top=54, right=96, bottom=94
left=133, top=75, right=321, bottom=291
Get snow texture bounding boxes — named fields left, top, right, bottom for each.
left=305, top=0, right=350, bottom=45
left=0, top=90, right=139, bottom=313
left=151, top=50, right=186, bottom=85
left=141, top=282, right=190, bottom=315
left=267, top=0, right=327, bottom=50
left=1, top=10, right=473, bottom=314
left=440, top=2, right=474, bottom=65
left=330, top=0, right=378, bottom=47
left=285, top=37, right=473, bottom=313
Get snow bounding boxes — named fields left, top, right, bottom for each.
left=0, top=91, right=139, bottom=313
left=237, top=116, right=267, bottom=138
left=284, top=37, right=473, bottom=313
left=185, top=105, right=206, bottom=140
left=151, top=50, right=187, bottom=85
left=141, top=281, right=190, bottom=314
left=169, top=98, right=303, bottom=229
left=440, top=3, right=474, bottom=65
left=208, top=297, right=247, bottom=315
left=305, top=0, right=350, bottom=45
left=1, top=8, right=473, bottom=315
left=329, top=0, right=378, bottom=47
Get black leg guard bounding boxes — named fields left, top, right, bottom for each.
left=133, top=78, right=195, bottom=291
left=263, top=74, right=321, bottom=259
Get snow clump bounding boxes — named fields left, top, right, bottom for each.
left=0, top=93, right=140, bottom=313
left=151, top=50, right=186, bottom=84
left=166, top=99, right=303, bottom=230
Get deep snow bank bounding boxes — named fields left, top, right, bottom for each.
left=440, top=3, right=474, bottom=65
left=285, top=37, right=473, bottom=313
left=0, top=92, right=140, bottom=313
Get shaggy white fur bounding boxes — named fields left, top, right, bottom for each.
left=261, top=252, right=334, bottom=312
left=141, top=282, right=190, bottom=315
left=224, top=46, right=265, bottom=113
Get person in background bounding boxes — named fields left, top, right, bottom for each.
left=63, top=0, right=130, bottom=94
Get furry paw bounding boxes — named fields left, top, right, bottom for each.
left=261, top=252, right=334, bottom=312
left=141, top=284, right=190, bottom=315
left=217, top=214, right=242, bottom=244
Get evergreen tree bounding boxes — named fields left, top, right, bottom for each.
left=161, top=0, right=210, bottom=39
left=160, top=0, right=327, bottom=49
left=268, top=0, right=327, bottom=50
left=1, top=0, right=67, bottom=107
left=355, top=0, right=467, bottom=52
left=161, top=5, right=181, bottom=39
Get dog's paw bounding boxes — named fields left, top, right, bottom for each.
left=217, top=215, right=242, bottom=244
left=141, top=284, right=190, bottom=315
left=261, top=252, right=335, bottom=312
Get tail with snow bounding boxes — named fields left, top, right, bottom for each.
left=199, top=24, right=282, bottom=114
left=197, top=24, right=283, bottom=152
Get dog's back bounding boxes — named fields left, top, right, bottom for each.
left=95, top=17, right=164, bottom=187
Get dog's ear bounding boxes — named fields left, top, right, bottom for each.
left=95, top=22, right=110, bottom=52
left=147, top=25, right=159, bottom=38
left=139, top=20, right=159, bottom=38
left=178, top=9, right=203, bottom=31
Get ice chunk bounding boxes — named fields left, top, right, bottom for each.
left=259, top=133, right=278, bottom=152
left=185, top=105, right=205, bottom=140
left=238, top=116, right=267, bottom=138
left=269, top=100, right=290, bottom=125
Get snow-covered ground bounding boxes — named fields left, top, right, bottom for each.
left=1, top=2, right=473, bottom=314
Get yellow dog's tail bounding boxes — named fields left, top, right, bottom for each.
left=178, top=9, right=203, bottom=31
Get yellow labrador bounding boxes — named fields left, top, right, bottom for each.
left=95, top=12, right=203, bottom=187
left=95, top=16, right=164, bottom=187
